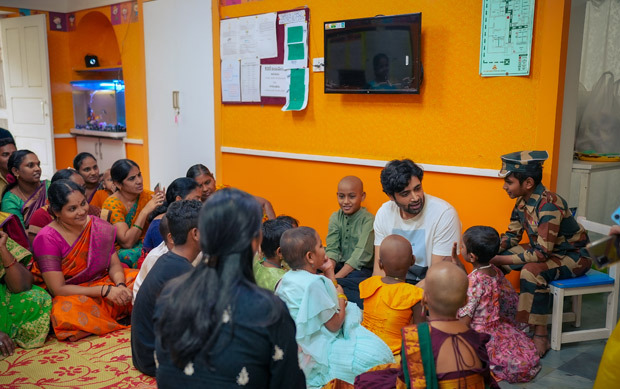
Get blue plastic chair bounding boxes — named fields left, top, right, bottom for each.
left=549, top=218, right=619, bottom=351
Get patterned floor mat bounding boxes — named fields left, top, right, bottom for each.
left=0, top=329, right=156, bottom=388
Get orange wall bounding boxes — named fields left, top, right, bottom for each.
left=43, top=2, right=150, bottom=184
left=214, top=0, right=571, bottom=265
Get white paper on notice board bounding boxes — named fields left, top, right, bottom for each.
left=241, top=58, right=261, bottom=102
left=260, top=65, right=289, bottom=97
left=278, top=10, right=305, bottom=25
left=257, top=12, right=277, bottom=59
left=221, top=59, right=241, bottom=102
left=220, top=18, right=239, bottom=60
left=238, top=15, right=258, bottom=59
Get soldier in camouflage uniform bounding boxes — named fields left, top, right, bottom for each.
left=490, top=151, right=591, bottom=357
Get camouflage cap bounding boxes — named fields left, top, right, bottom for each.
left=499, top=150, right=548, bottom=177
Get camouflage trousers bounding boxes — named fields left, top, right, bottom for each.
left=502, top=244, right=592, bottom=326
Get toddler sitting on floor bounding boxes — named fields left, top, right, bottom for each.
left=324, top=262, right=497, bottom=388
left=456, top=226, right=541, bottom=383
left=275, top=226, right=394, bottom=388
left=359, top=234, right=424, bottom=356
left=253, top=217, right=295, bottom=291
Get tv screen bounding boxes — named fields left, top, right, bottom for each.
left=324, top=13, right=422, bottom=94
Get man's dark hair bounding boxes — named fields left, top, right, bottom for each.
left=159, top=214, right=170, bottom=242
left=275, top=214, right=299, bottom=228
left=280, top=227, right=318, bottom=269
left=463, top=226, right=500, bottom=264
left=380, top=159, right=424, bottom=196
left=166, top=200, right=202, bottom=245
left=0, top=128, right=15, bottom=148
left=507, top=168, right=543, bottom=187
left=261, top=219, right=294, bottom=259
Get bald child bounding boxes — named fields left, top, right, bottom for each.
left=423, top=261, right=469, bottom=319
left=419, top=262, right=496, bottom=387
left=360, top=234, right=424, bottom=355
left=325, top=176, right=375, bottom=307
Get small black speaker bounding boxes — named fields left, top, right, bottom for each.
left=84, top=55, right=99, bottom=68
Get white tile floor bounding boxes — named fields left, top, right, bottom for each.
left=499, top=293, right=612, bottom=388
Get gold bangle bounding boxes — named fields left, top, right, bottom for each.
left=337, top=293, right=347, bottom=301
left=332, top=280, right=338, bottom=287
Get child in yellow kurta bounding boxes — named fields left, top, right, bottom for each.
left=360, top=234, right=424, bottom=355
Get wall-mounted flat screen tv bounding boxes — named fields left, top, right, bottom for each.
left=324, top=13, right=422, bottom=94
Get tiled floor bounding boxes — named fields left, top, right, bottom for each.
left=499, top=293, right=612, bottom=388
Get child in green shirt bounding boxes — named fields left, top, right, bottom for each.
left=253, top=217, right=295, bottom=291
left=325, top=176, right=374, bottom=308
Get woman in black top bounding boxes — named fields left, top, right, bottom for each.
left=154, top=188, right=305, bottom=388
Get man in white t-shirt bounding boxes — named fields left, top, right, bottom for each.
left=373, top=159, right=462, bottom=283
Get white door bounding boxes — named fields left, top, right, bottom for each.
left=144, top=0, right=216, bottom=188
left=0, top=14, right=55, bottom=179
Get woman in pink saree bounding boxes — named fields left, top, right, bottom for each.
left=32, top=179, right=137, bottom=341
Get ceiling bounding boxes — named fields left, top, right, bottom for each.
left=0, top=0, right=121, bottom=13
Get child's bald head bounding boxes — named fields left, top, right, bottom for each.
left=424, top=262, right=469, bottom=317
left=380, top=235, right=414, bottom=278
left=337, top=176, right=365, bottom=215
left=338, top=176, right=363, bottom=192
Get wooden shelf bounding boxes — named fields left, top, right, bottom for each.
left=70, top=128, right=126, bottom=139
left=73, top=66, right=122, bottom=73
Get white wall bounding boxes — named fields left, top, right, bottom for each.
left=143, top=0, right=216, bottom=188
left=557, top=1, right=588, bottom=198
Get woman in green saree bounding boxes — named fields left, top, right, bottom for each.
left=1, top=150, right=50, bottom=231
left=0, top=230, right=51, bottom=357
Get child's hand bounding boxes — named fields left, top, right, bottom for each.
left=451, top=242, right=460, bottom=264
left=319, top=258, right=334, bottom=273
left=335, top=283, right=344, bottom=295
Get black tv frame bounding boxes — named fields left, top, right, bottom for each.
left=324, top=13, right=422, bottom=95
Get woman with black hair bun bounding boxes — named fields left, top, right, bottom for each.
left=142, top=177, right=200, bottom=255
left=28, top=169, right=102, bottom=242
left=1, top=150, right=50, bottom=229
left=154, top=188, right=305, bottom=388
left=0, top=128, right=17, bottom=196
left=186, top=163, right=276, bottom=220
left=73, top=152, right=101, bottom=203
left=102, top=159, right=164, bottom=268
left=32, top=179, right=137, bottom=341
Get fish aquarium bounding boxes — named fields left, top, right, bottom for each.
left=71, top=80, right=126, bottom=132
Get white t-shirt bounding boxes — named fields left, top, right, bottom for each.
left=132, top=243, right=204, bottom=303
left=133, top=241, right=169, bottom=303
left=374, top=194, right=461, bottom=280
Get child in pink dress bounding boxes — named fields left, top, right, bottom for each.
left=456, top=226, right=541, bottom=383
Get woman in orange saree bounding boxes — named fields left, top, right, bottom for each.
left=32, top=179, right=137, bottom=341
left=102, top=159, right=163, bottom=268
